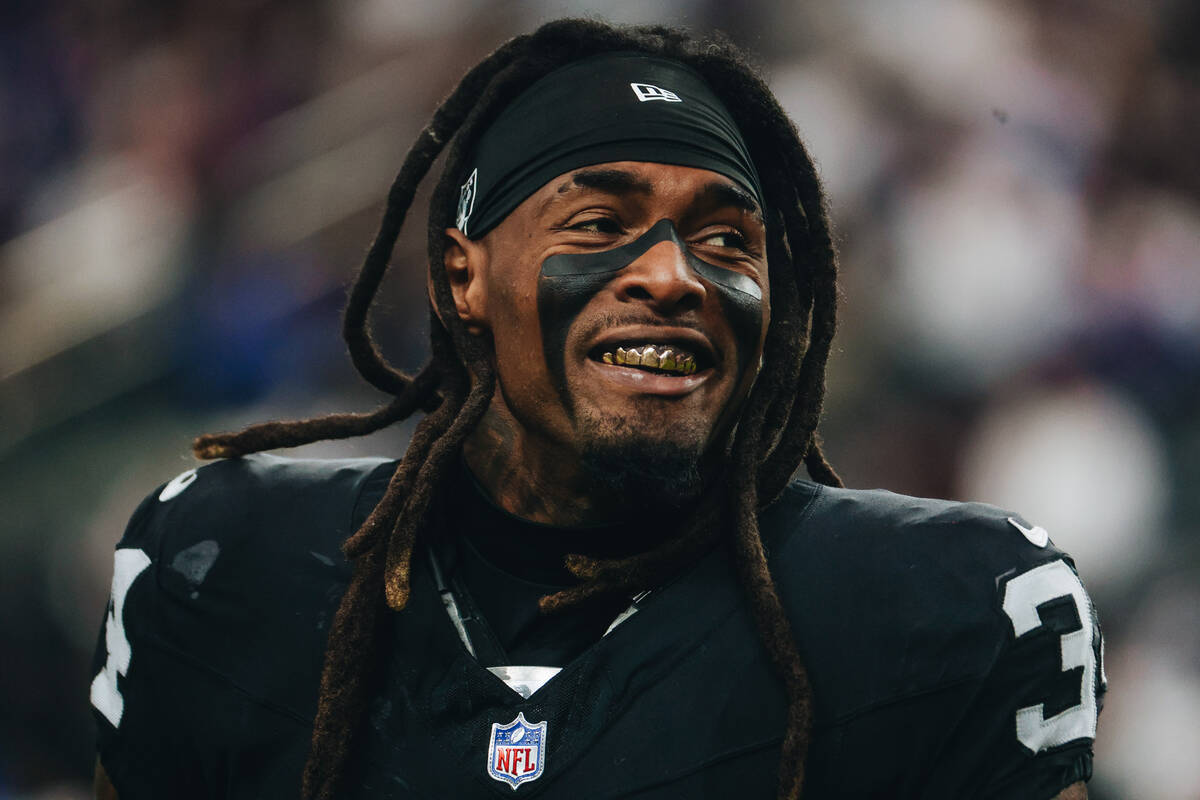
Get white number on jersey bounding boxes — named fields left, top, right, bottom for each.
left=1001, top=559, right=1099, bottom=752
left=91, top=548, right=152, bottom=727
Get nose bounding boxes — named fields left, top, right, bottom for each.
left=611, top=240, right=706, bottom=313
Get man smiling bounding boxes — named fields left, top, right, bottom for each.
left=91, top=19, right=1104, bottom=800
left=452, top=160, right=769, bottom=520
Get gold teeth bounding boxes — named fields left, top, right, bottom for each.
left=605, top=345, right=698, bottom=375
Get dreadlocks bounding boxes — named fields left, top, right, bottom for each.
left=192, top=19, right=842, bottom=800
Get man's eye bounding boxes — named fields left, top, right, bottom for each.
left=567, top=217, right=623, bottom=235
left=696, top=231, right=749, bottom=250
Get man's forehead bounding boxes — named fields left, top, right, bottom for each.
left=539, top=163, right=762, bottom=219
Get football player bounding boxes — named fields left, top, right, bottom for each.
left=91, top=19, right=1104, bottom=800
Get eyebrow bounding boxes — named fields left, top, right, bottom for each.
left=695, top=180, right=762, bottom=220
left=555, top=168, right=656, bottom=196
left=541, top=167, right=762, bottom=219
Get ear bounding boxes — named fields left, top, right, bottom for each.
left=439, top=227, right=490, bottom=336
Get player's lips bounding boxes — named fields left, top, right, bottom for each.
left=584, top=327, right=717, bottom=395
left=587, top=328, right=715, bottom=368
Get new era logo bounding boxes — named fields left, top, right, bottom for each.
left=630, top=83, right=681, bottom=103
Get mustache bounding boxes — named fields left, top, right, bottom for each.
left=571, top=313, right=709, bottom=342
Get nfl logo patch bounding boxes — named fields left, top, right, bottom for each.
left=486, top=712, right=547, bottom=789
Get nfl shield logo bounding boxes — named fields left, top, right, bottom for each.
left=486, top=712, right=547, bottom=789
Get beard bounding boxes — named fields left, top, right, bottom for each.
left=574, top=409, right=706, bottom=509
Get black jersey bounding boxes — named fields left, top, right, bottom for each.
left=92, top=455, right=1104, bottom=799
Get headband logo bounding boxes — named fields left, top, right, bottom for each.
left=456, top=168, right=478, bottom=234
left=630, top=83, right=681, bottom=103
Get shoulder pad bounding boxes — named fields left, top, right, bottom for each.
left=761, top=480, right=1083, bottom=721
left=126, top=453, right=394, bottom=570
left=113, top=454, right=397, bottom=718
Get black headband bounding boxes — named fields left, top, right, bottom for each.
left=455, top=52, right=764, bottom=239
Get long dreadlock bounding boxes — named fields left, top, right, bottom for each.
left=192, top=19, right=843, bottom=800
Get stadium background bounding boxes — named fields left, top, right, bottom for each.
left=1, top=0, right=1196, bottom=796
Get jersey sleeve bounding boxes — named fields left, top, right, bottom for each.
left=89, top=475, right=210, bottom=798
left=765, top=484, right=1108, bottom=799
left=926, top=553, right=1106, bottom=799
left=89, top=455, right=394, bottom=798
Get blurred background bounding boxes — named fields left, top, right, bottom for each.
left=1, top=0, right=1196, bottom=796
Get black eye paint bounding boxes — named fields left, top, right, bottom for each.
left=536, top=219, right=765, bottom=409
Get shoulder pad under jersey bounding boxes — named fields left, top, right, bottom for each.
left=97, top=454, right=396, bottom=721
left=760, top=481, right=1103, bottom=734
